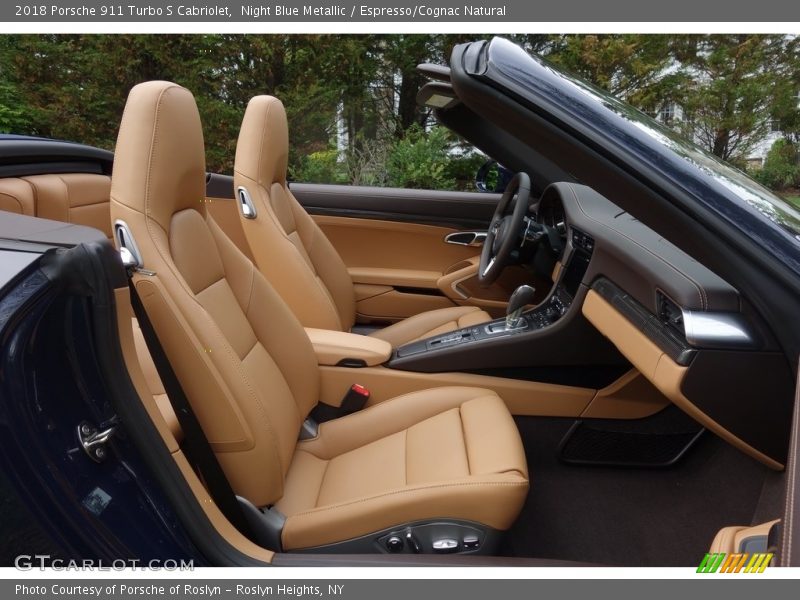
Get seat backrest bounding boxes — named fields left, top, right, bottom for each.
left=110, top=81, right=319, bottom=507
left=234, top=96, right=356, bottom=332
left=0, top=173, right=112, bottom=238
left=25, top=173, right=112, bottom=238
left=0, top=177, right=36, bottom=215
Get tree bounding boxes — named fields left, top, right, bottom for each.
left=0, top=80, right=30, bottom=133
left=756, top=138, right=799, bottom=190
left=538, top=34, right=677, bottom=110
left=2, top=34, right=798, bottom=182
left=669, top=35, right=798, bottom=161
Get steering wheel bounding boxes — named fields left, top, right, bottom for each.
left=479, top=172, right=531, bottom=286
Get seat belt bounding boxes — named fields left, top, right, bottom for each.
left=127, top=277, right=255, bottom=540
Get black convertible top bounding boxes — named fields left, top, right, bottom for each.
left=0, top=134, right=114, bottom=177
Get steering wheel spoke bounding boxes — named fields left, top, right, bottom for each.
left=478, top=172, right=531, bottom=286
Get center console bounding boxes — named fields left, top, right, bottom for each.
left=395, top=283, right=573, bottom=358
left=388, top=228, right=600, bottom=372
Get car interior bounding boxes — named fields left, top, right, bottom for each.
left=0, top=42, right=797, bottom=567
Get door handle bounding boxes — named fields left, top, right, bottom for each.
left=444, top=231, right=487, bottom=247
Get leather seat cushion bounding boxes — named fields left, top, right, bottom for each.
left=276, top=386, right=529, bottom=550
left=367, top=306, right=492, bottom=347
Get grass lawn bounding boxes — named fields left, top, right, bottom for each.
left=788, top=196, right=800, bottom=209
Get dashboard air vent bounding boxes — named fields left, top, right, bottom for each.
left=657, top=292, right=684, bottom=335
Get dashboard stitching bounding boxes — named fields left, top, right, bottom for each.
left=565, top=184, right=707, bottom=309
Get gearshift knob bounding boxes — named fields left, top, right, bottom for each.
left=506, top=284, right=536, bottom=329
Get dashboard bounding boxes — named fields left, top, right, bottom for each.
left=390, top=181, right=795, bottom=469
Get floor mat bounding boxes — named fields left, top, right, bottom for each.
left=503, top=415, right=771, bottom=566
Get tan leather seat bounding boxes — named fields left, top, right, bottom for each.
left=24, top=173, right=113, bottom=238
left=233, top=95, right=491, bottom=347
left=0, top=178, right=36, bottom=215
left=110, top=81, right=528, bottom=552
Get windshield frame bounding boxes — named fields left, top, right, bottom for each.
left=471, top=37, right=800, bottom=273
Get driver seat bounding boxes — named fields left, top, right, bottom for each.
left=233, top=95, right=491, bottom=347
left=110, top=81, right=529, bottom=552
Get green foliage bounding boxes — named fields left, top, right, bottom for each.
left=668, top=35, right=798, bottom=161
left=290, top=149, right=347, bottom=184
left=386, top=125, right=455, bottom=190
left=0, top=81, right=31, bottom=133
left=1, top=33, right=798, bottom=193
left=445, top=152, right=487, bottom=191
left=290, top=128, right=485, bottom=192
left=755, top=139, right=800, bottom=190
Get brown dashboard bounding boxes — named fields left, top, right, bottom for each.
left=556, top=181, right=795, bottom=468
left=390, top=181, right=795, bottom=468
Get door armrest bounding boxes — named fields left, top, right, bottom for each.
left=305, top=328, right=392, bottom=367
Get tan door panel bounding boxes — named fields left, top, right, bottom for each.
left=314, top=215, right=551, bottom=322
left=437, top=258, right=544, bottom=318
left=313, top=215, right=477, bottom=272
left=356, top=289, right=457, bottom=321
left=349, top=266, right=442, bottom=289
left=314, top=216, right=485, bottom=320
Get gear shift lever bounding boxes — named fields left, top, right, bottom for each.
left=506, top=285, right=536, bottom=329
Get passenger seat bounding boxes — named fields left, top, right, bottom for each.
left=233, top=95, right=492, bottom=347
left=110, top=81, right=529, bottom=553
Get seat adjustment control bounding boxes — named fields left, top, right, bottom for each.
left=405, top=530, right=422, bottom=553
left=463, top=535, right=480, bottom=550
left=385, top=536, right=404, bottom=553
left=379, top=523, right=486, bottom=555
left=432, top=538, right=459, bottom=553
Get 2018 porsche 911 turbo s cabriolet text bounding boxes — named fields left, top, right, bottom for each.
left=1, top=37, right=799, bottom=568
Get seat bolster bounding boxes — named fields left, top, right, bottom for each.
left=368, top=306, right=491, bottom=347
left=280, top=472, right=529, bottom=551
left=458, top=309, right=492, bottom=329
left=461, top=395, right=529, bottom=479
left=235, top=173, right=346, bottom=332
left=298, top=386, right=501, bottom=460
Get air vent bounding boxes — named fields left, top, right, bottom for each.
left=571, top=228, right=595, bottom=252
left=657, top=292, right=684, bottom=335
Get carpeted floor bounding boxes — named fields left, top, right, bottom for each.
left=503, top=415, right=773, bottom=566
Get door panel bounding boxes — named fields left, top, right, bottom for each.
left=313, top=215, right=531, bottom=320
left=291, top=182, right=500, bottom=229
left=314, top=215, right=474, bottom=321
left=315, top=215, right=477, bottom=272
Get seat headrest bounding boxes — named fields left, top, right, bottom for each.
left=234, top=95, right=288, bottom=187
left=111, top=81, right=206, bottom=232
